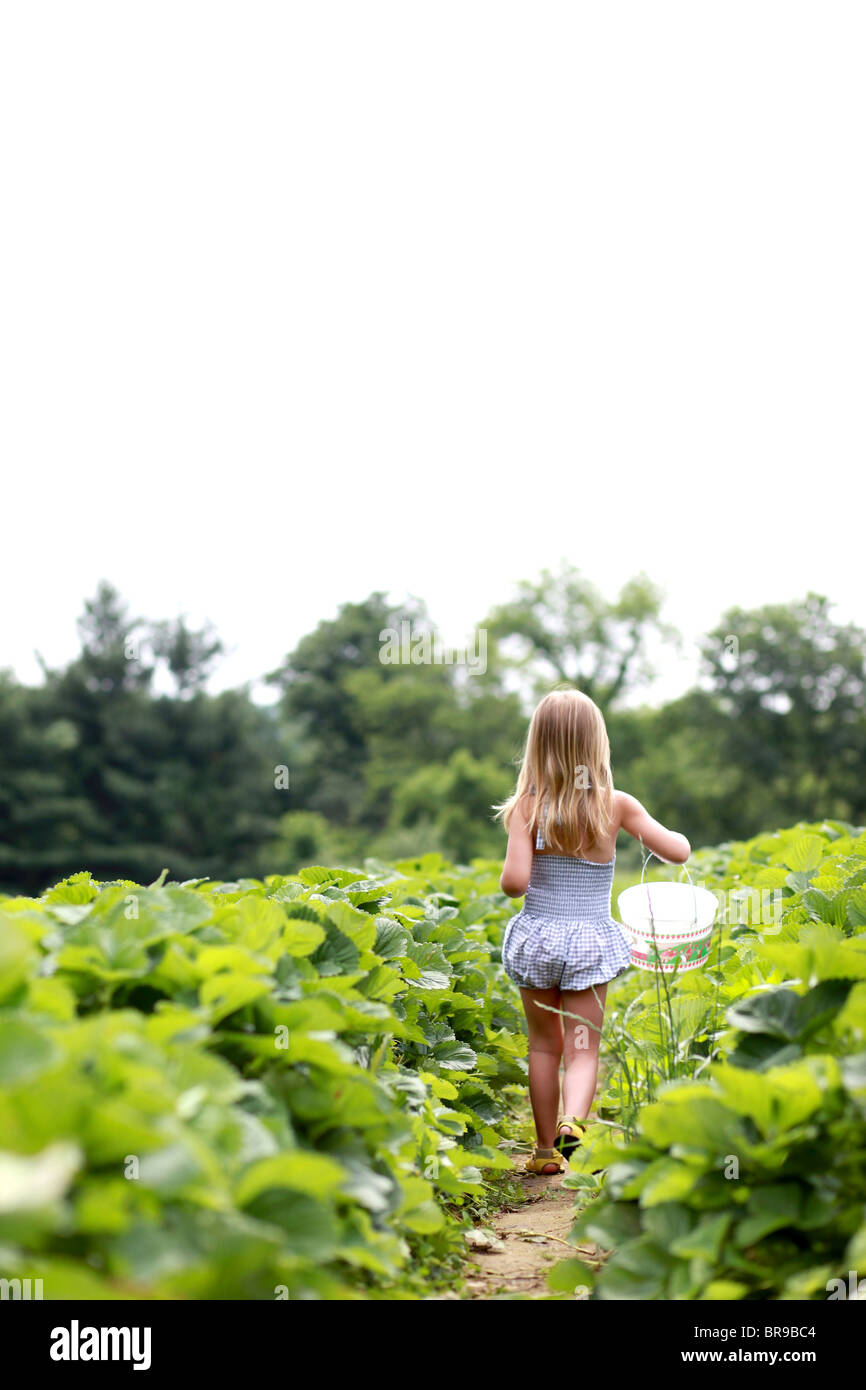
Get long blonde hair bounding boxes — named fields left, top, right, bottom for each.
left=493, top=688, right=615, bottom=856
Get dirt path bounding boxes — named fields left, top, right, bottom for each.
left=457, top=1069, right=613, bottom=1299
left=461, top=1157, right=602, bottom=1300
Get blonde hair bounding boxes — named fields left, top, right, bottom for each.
left=493, top=688, right=615, bottom=856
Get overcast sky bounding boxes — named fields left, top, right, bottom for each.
left=2, top=3, right=864, bottom=707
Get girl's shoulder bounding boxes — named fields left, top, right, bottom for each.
left=609, top=789, right=628, bottom=827
left=612, top=789, right=650, bottom=831
left=517, top=788, right=538, bottom=821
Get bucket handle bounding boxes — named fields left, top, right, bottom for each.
left=640, top=847, right=698, bottom=931
left=640, top=848, right=694, bottom=887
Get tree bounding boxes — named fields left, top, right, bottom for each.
left=3, top=585, right=285, bottom=892
left=389, top=748, right=513, bottom=861
left=61, top=580, right=152, bottom=695
left=698, top=594, right=866, bottom=834
left=267, top=593, right=429, bottom=817
left=150, top=616, right=224, bottom=695
left=606, top=693, right=740, bottom=853
left=701, top=593, right=866, bottom=719
left=483, top=564, right=677, bottom=706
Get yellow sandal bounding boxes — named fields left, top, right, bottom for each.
left=524, top=1145, right=567, bottom=1175
left=555, top=1115, right=586, bottom=1158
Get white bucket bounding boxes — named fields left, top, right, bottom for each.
left=617, top=877, right=718, bottom=974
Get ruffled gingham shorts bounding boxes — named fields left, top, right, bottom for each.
left=501, top=852, right=631, bottom=992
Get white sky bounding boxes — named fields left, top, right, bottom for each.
left=2, top=3, right=864, bottom=706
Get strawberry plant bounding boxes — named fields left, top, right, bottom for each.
left=558, top=821, right=866, bottom=1300
left=0, top=854, right=523, bottom=1299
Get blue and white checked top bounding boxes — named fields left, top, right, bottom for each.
left=501, top=816, right=631, bottom=992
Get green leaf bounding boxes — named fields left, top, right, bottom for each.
left=639, top=1158, right=702, bottom=1205
left=782, top=836, right=826, bottom=873
left=298, top=866, right=359, bottom=887
left=639, top=1090, right=745, bottom=1151
left=372, top=918, right=411, bottom=960
left=735, top=1184, right=802, bottom=1246
left=0, top=919, right=37, bottom=1004
left=199, top=972, right=271, bottom=1021
left=547, top=1257, right=595, bottom=1294
left=432, top=1040, right=477, bottom=1071
left=669, top=1212, right=731, bottom=1262
left=322, top=901, right=378, bottom=952
left=235, top=1151, right=346, bottom=1205
left=310, top=923, right=360, bottom=975
left=727, top=989, right=800, bottom=1040
left=700, top=1280, right=747, bottom=1300
left=596, top=1236, right=674, bottom=1299
left=710, top=1059, right=825, bottom=1134
left=404, top=941, right=452, bottom=989
left=136, top=1143, right=204, bottom=1196
left=398, top=1176, right=444, bottom=1233
left=0, top=1020, right=59, bottom=1084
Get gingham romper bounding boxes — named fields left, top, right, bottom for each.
left=501, top=816, right=631, bottom=992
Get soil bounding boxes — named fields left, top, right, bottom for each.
left=461, top=1160, right=602, bottom=1300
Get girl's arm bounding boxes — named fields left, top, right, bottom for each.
left=500, top=794, right=535, bottom=896
left=616, top=791, right=691, bottom=865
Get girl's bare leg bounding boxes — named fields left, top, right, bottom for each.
left=520, top=986, right=563, bottom=1166
left=560, top=983, right=607, bottom=1122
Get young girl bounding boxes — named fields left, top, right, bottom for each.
left=495, top=688, right=690, bottom=1175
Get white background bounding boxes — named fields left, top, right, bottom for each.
left=2, top=3, right=863, bottom=701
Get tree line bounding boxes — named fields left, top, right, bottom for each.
left=1, top=567, right=864, bottom=892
